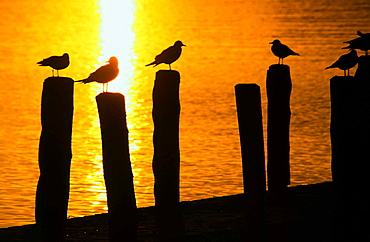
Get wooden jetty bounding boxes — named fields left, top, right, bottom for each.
left=0, top=182, right=334, bottom=241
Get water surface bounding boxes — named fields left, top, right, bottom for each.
left=0, top=0, right=369, bottom=228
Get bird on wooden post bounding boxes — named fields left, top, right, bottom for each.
left=325, top=49, right=358, bottom=76
left=146, top=40, right=186, bottom=70
left=37, top=53, right=70, bottom=77
left=270, top=39, right=300, bottom=65
left=342, top=31, right=370, bottom=55
left=75, top=56, right=119, bottom=93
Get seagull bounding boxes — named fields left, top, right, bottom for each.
left=75, top=56, right=119, bottom=93
left=325, top=49, right=358, bottom=76
left=146, top=40, right=186, bottom=70
left=270, top=39, right=300, bottom=64
left=342, top=31, right=370, bottom=55
left=37, top=53, right=69, bottom=77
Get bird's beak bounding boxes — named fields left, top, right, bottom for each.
left=269, top=42, right=273, bottom=44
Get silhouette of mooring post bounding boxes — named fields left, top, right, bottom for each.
left=152, top=70, right=183, bottom=240
left=330, top=76, right=360, bottom=185
left=266, top=64, right=292, bottom=191
left=35, top=77, right=74, bottom=240
left=96, top=93, right=137, bottom=241
left=355, top=55, right=370, bottom=81
left=235, top=84, right=267, bottom=241
left=330, top=73, right=370, bottom=241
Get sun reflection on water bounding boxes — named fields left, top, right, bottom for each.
left=92, top=0, right=145, bottom=205
left=68, top=0, right=139, bottom=217
left=98, top=0, right=136, bottom=95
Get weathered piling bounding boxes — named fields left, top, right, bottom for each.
left=152, top=70, right=182, bottom=240
left=96, top=93, right=137, bottom=241
left=35, top=77, right=74, bottom=240
left=330, top=76, right=357, bottom=185
left=353, top=57, right=370, bottom=209
left=235, top=84, right=266, bottom=241
left=266, top=64, right=292, bottom=191
left=354, top=55, right=370, bottom=81
left=330, top=75, right=370, bottom=241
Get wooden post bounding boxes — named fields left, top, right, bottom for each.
left=35, top=77, right=74, bottom=240
left=354, top=55, right=370, bottom=81
left=353, top=57, right=370, bottom=215
left=152, top=70, right=182, bottom=240
left=356, top=64, right=370, bottom=241
left=266, top=64, right=292, bottom=191
left=235, top=84, right=266, bottom=241
left=330, top=76, right=357, bottom=185
left=96, top=93, right=137, bottom=241
left=330, top=75, right=370, bottom=241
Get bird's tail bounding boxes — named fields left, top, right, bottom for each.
left=75, top=79, right=90, bottom=84
left=293, top=52, right=300, bottom=56
left=145, top=61, right=156, bottom=67
left=342, top=45, right=351, bottom=49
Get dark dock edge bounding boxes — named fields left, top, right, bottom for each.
left=0, top=182, right=335, bottom=241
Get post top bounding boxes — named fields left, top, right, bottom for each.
left=44, top=76, right=74, bottom=83
left=269, top=64, right=290, bottom=71
left=156, top=70, right=181, bottom=81
left=329, top=75, right=355, bottom=82
left=235, top=83, right=260, bottom=91
left=235, top=83, right=259, bottom=87
left=157, top=69, right=180, bottom=74
left=96, top=92, right=124, bottom=99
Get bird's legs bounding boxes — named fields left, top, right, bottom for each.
left=278, top=58, right=284, bottom=65
left=102, top=83, right=108, bottom=93
left=57, top=70, right=60, bottom=77
left=52, top=69, right=54, bottom=77
left=169, top=64, right=172, bottom=70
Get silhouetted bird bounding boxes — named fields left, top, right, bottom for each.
left=37, top=53, right=69, bottom=77
left=342, top=31, right=370, bottom=55
left=270, top=39, right=300, bottom=64
left=75, top=56, right=119, bottom=93
left=325, top=49, right=358, bottom=76
left=146, top=41, right=186, bottom=70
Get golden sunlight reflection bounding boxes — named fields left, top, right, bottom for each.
left=84, top=155, right=107, bottom=211
left=98, top=0, right=136, bottom=94
left=96, top=0, right=143, bottom=158
left=92, top=0, right=148, bottom=209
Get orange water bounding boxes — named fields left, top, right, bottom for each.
left=0, top=0, right=369, bottom=228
